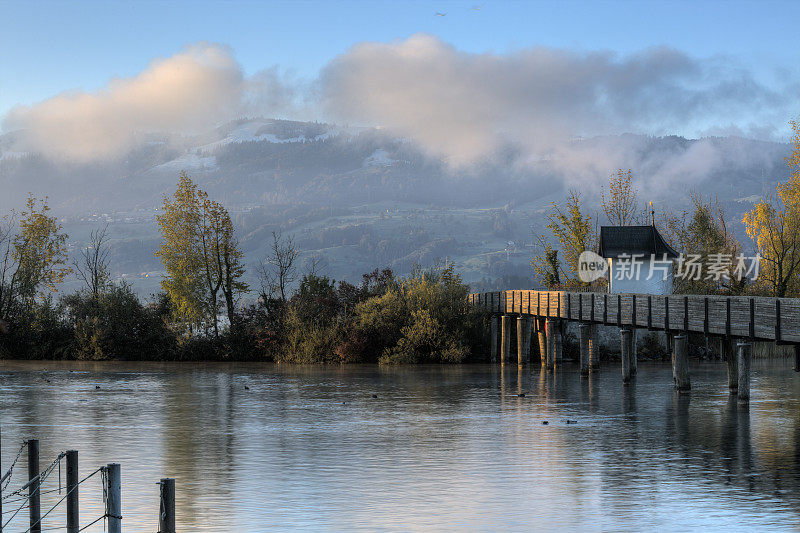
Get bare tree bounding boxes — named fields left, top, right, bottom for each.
left=258, top=230, right=298, bottom=301
left=74, top=224, right=111, bottom=298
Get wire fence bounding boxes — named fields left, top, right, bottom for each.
left=2, top=441, right=118, bottom=533
left=2, top=437, right=175, bottom=532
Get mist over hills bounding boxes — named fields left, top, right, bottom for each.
left=0, top=117, right=790, bottom=294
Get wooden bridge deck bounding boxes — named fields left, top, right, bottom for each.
left=468, top=290, right=800, bottom=344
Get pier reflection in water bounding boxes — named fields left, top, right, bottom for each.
left=1, top=361, right=799, bottom=531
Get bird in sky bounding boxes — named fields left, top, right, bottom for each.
left=435, top=12, right=447, bottom=16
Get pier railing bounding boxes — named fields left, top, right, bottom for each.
left=468, top=290, right=800, bottom=344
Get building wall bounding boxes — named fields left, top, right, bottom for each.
left=608, top=258, right=673, bottom=294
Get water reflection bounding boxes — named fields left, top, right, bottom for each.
left=1, top=360, right=799, bottom=531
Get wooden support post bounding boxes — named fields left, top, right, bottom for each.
left=545, top=318, right=556, bottom=370
left=673, top=334, right=691, bottom=392
left=630, top=328, right=638, bottom=376
left=500, top=315, right=511, bottom=365
left=537, top=318, right=547, bottom=367
left=588, top=324, right=599, bottom=369
left=490, top=316, right=498, bottom=363
left=28, top=439, right=41, bottom=533
left=517, top=316, right=531, bottom=366
left=620, top=327, right=632, bottom=384
left=737, top=341, right=752, bottom=403
left=66, top=450, right=79, bottom=533
left=720, top=337, right=737, bottom=392
left=579, top=323, right=590, bottom=377
left=554, top=320, right=563, bottom=367
left=794, top=344, right=800, bottom=373
left=106, top=463, right=122, bottom=533
left=158, top=478, right=176, bottom=533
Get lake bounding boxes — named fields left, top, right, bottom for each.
left=2, top=360, right=800, bottom=531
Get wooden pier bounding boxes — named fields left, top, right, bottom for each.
left=469, top=290, right=800, bottom=401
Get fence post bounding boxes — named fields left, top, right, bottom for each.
left=66, top=450, right=79, bottom=533
left=28, top=439, right=41, bottom=533
left=158, top=478, right=176, bottom=533
left=106, top=463, right=122, bottom=533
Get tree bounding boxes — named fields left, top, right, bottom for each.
left=156, top=172, right=248, bottom=334
left=258, top=230, right=298, bottom=302
left=670, top=193, right=744, bottom=294
left=0, top=195, right=70, bottom=324
left=531, top=190, right=596, bottom=289
left=155, top=172, right=205, bottom=332
left=601, top=169, right=643, bottom=226
left=743, top=120, right=800, bottom=296
left=74, top=224, right=111, bottom=298
left=201, top=195, right=248, bottom=331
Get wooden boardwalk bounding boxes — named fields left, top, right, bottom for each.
left=469, top=290, right=800, bottom=344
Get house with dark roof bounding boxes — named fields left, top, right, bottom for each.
left=598, top=225, right=678, bottom=294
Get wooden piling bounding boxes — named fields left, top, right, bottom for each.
left=517, top=316, right=531, bottom=366
left=66, top=450, right=79, bottom=533
left=28, top=439, right=40, bottom=533
left=105, top=463, right=122, bottom=533
left=579, top=323, right=590, bottom=377
left=620, top=327, right=632, bottom=384
left=158, top=478, right=176, bottom=533
left=673, top=334, right=691, bottom=392
left=630, top=329, right=638, bottom=376
left=555, top=321, right=563, bottom=363
left=737, top=341, right=752, bottom=403
left=794, top=344, right=800, bottom=373
left=537, top=318, right=547, bottom=367
left=501, top=315, right=511, bottom=365
left=490, top=316, right=498, bottom=363
left=545, top=318, right=556, bottom=370
left=589, top=324, right=599, bottom=369
left=720, top=337, right=737, bottom=392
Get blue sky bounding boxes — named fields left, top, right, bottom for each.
left=1, top=0, right=799, bottom=162
left=2, top=0, right=798, bottom=115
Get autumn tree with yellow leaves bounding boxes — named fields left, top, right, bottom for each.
left=742, top=120, right=800, bottom=297
left=532, top=190, right=597, bottom=289
left=0, top=195, right=71, bottom=324
left=156, top=172, right=248, bottom=334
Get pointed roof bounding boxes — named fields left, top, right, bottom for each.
left=598, top=225, right=678, bottom=259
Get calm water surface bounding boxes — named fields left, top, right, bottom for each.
left=2, top=360, right=800, bottom=532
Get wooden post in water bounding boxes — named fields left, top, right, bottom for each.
left=556, top=321, right=564, bottom=366
left=66, top=450, right=79, bottom=533
left=630, top=329, right=637, bottom=376
left=28, top=439, right=40, bottom=533
left=737, top=341, right=752, bottom=403
left=545, top=318, right=556, bottom=370
left=106, top=463, right=121, bottom=533
left=500, top=315, right=511, bottom=365
left=555, top=321, right=563, bottom=363
left=620, top=327, right=632, bottom=384
left=158, top=478, right=176, bottom=533
left=720, top=337, right=737, bottom=392
left=579, top=323, right=590, bottom=377
left=794, top=344, right=800, bottom=373
left=537, top=318, right=547, bottom=367
left=517, top=316, right=531, bottom=366
left=589, top=324, right=599, bottom=369
left=673, top=334, right=691, bottom=392
left=490, top=316, right=498, bottom=363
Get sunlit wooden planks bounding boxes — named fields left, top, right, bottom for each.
left=469, top=290, right=800, bottom=343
